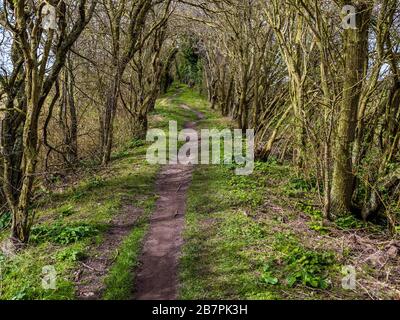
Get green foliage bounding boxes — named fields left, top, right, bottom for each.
left=112, top=150, right=130, bottom=160
left=283, top=177, right=317, bottom=197
left=228, top=174, right=264, bottom=189
left=299, top=201, right=323, bottom=220
left=56, top=248, right=86, bottom=262
left=103, top=218, right=149, bottom=300
left=0, top=252, right=5, bottom=264
left=0, top=211, right=11, bottom=230
left=261, top=264, right=279, bottom=285
left=0, top=245, right=76, bottom=300
left=30, top=223, right=98, bottom=245
left=336, top=215, right=365, bottom=230
left=85, top=176, right=106, bottom=190
left=57, top=205, right=75, bottom=218
left=227, top=174, right=266, bottom=208
left=230, top=189, right=264, bottom=208
left=290, top=178, right=314, bottom=191
left=112, top=140, right=145, bottom=160
left=284, top=250, right=334, bottom=289
left=70, top=190, right=85, bottom=201
left=272, top=234, right=336, bottom=289
left=10, top=287, right=30, bottom=300
left=254, top=159, right=278, bottom=172
left=247, top=292, right=278, bottom=300
left=220, top=213, right=265, bottom=242
left=308, top=221, right=330, bottom=234
left=177, top=38, right=203, bottom=87
left=181, top=163, right=271, bottom=300
left=297, top=201, right=331, bottom=234
left=128, top=139, right=145, bottom=149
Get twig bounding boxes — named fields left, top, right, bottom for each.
left=80, top=262, right=102, bottom=273
left=356, top=280, right=376, bottom=300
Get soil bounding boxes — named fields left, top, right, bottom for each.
left=133, top=106, right=203, bottom=300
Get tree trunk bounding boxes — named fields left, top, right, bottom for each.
left=101, top=77, right=119, bottom=165
left=66, top=58, right=78, bottom=164
left=331, top=2, right=371, bottom=218
left=12, top=82, right=41, bottom=242
left=131, top=112, right=149, bottom=140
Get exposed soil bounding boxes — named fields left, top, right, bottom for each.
left=133, top=107, right=203, bottom=300
left=75, top=204, right=144, bottom=300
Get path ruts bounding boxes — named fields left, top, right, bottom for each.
left=133, top=108, right=203, bottom=300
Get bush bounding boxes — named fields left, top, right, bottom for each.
left=284, top=248, right=335, bottom=289
left=128, top=139, right=145, bottom=149
left=283, top=177, right=318, bottom=197
left=84, top=176, right=106, bottom=191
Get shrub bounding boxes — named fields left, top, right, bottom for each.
left=284, top=248, right=335, bottom=289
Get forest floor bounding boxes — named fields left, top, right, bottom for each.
left=0, top=84, right=399, bottom=300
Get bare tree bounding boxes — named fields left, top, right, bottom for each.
left=0, top=0, right=96, bottom=243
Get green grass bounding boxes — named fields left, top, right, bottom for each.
left=151, top=84, right=204, bottom=131
left=2, top=84, right=383, bottom=300
left=180, top=164, right=276, bottom=300
left=0, top=141, right=158, bottom=300
left=0, top=84, right=199, bottom=300
left=181, top=165, right=264, bottom=299
left=178, top=102, right=355, bottom=300
left=179, top=160, right=349, bottom=300
left=102, top=197, right=156, bottom=300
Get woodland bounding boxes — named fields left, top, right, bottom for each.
left=0, top=0, right=399, bottom=300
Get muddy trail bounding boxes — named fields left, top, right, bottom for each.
left=133, top=107, right=204, bottom=300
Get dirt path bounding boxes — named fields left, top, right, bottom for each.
left=133, top=107, right=203, bottom=300
left=75, top=204, right=144, bottom=299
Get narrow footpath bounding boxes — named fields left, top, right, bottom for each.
left=133, top=108, right=203, bottom=300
